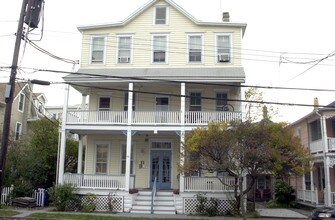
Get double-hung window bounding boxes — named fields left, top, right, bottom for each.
left=117, top=36, right=132, bottom=63
left=15, top=122, right=22, bottom=140
left=91, top=36, right=106, bottom=64
left=121, top=143, right=134, bottom=174
left=124, top=92, right=136, bottom=111
left=216, top=34, right=231, bottom=63
left=190, top=92, right=202, bottom=111
left=152, top=35, right=167, bottom=63
left=95, top=142, right=109, bottom=174
left=216, top=93, right=228, bottom=111
left=18, top=93, right=25, bottom=112
left=155, top=6, right=168, bottom=25
left=188, top=35, right=203, bottom=63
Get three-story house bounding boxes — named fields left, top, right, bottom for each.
left=58, top=0, right=247, bottom=214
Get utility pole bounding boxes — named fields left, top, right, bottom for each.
left=0, top=0, right=28, bottom=197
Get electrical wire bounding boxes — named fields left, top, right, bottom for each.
left=66, top=82, right=335, bottom=109
left=21, top=66, right=335, bottom=93
left=16, top=77, right=60, bottom=126
left=23, top=36, right=79, bottom=65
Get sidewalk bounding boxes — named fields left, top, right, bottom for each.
left=7, top=207, right=309, bottom=219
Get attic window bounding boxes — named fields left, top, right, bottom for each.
left=155, top=6, right=167, bottom=24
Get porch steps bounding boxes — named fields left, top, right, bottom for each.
left=131, top=190, right=176, bottom=214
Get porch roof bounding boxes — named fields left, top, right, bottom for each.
left=63, top=67, right=245, bottom=83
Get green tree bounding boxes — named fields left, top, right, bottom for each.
left=182, top=121, right=311, bottom=217
left=5, top=118, right=79, bottom=189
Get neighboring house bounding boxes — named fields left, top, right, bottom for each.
left=0, top=82, right=43, bottom=140
left=46, top=104, right=83, bottom=122
left=289, top=100, right=335, bottom=207
left=58, top=0, right=247, bottom=214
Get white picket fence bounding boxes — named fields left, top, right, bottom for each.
left=1, top=185, right=13, bottom=205
left=1, top=186, right=47, bottom=207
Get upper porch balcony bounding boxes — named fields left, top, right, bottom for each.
left=309, top=138, right=335, bottom=154
left=66, top=110, right=242, bottom=126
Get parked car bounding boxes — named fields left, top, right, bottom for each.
left=309, top=208, right=335, bottom=220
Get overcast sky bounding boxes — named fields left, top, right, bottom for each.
left=1, top=0, right=335, bottom=122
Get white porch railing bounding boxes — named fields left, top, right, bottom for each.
left=133, top=111, right=180, bottom=124
left=184, top=177, right=235, bottom=192
left=63, top=173, right=135, bottom=190
left=66, top=110, right=242, bottom=125
left=297, top=189, right=318, bottom=205
left=309, top=138, right=335, bottom=154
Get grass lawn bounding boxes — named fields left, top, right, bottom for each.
left=0, top=209, right=21, bottom=216
left=29, top=212, right=204, bottom=220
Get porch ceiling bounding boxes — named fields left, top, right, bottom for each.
left=63, top=67, right=245, bottom=94
left=67, top=126, right=189, bottom=136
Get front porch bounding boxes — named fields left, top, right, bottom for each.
left=62, top=173, right=238, bottom=213
left=63, top=173, right=235, bottom=192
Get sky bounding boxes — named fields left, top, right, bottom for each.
left=1, top=0, right=335, bottom=123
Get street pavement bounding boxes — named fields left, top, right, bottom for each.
left=2, top=207, right=309, bottom=219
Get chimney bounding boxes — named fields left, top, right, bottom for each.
left=222, top=12, right=230, bottom=22
left=313, top=97, right=319, bottom=111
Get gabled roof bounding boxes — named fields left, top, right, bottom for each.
left=289, top=101, right=335, bottom=126
left=0, top=82, right=29, bottom=103
left=77, top=0, right=247, bottom=35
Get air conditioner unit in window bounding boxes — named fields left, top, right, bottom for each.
left=218, top=54, right=230, bottom=62
left=119, top=57, right=130, bottom=63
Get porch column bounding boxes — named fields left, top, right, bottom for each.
left=125, top=82, right=134, bottom=191
left=302, top=173, right=305, bottom=201
left=310, top=168, right=315, bottom=203
left=77, top=135, right=83, bottom=174
left=58, top=84, right=70, bottom=184
left=321, top=115, right=331, bottom=206
left=180, top=82, right=185, bottom=192
left=77, top=94, right=86, bottom=174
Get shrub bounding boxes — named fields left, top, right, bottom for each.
left=48, top=183, right=78, bottom=211
left=10, top=181, right=33, bottom=198
left=274, top=180, right=295, bottom=207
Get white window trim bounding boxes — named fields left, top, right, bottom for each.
left=215, top=33, right=232, bottom=64
left=116, top=34, right=133, bottom=64
left=153, top=5, right=169, bottom=25
left=15, top=122, right=22, bottom=140
left=120, top=142, right=135, bottom=175
left=94, top=141, right=110, bottom=174
left=189, top=91, right=202, bottom=111
left=155, top=96, right=170, bottom=111
left=89, top=35, right=107, bottom=65
left=187, top=33, right=204, bottom=64
left=151, top=34, right=169, bottom=64
left=18, top=93, right=25, bottom=112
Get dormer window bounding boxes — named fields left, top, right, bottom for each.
left=155, top=6, right=168, bottom=25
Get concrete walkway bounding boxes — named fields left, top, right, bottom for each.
left=6, top=207, right=309, bottom=219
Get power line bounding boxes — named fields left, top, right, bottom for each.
left=67, top=82, right=335, bottom=109
left=19, top=66, right=335, bottom=93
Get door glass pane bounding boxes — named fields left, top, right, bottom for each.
left=162, top=152, right=170, bottom=183
left=151, top=152, right=160, bottom=182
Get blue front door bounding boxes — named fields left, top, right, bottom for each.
left=150, top=150, right=172, bottom=189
